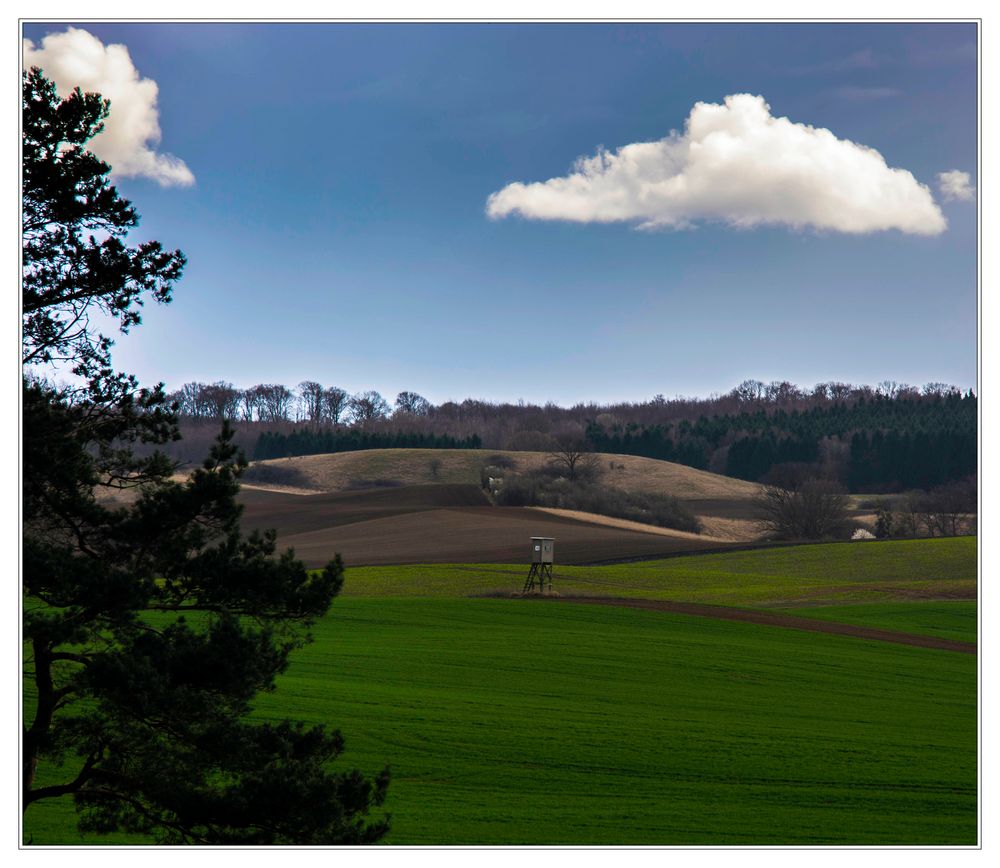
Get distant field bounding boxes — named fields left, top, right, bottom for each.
left=242, top=448, right=764, bottom=541
left=247, top=448, right=763, bottom=500
left=27, top=599, right=977, bottom=845
left=238, top=483, right=492, bottom=536
left=239, top=449, right=912, bottom=548
left=238, top=483, right=736, bottom=567
left=339, top=537, right=977, bottom=607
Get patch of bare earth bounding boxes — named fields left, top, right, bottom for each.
left=238, top=482, right=321, bottom=496
left=525, top=596, right=976, bottom=654
left=530, top=507, right=734, bottom=543
left=691, top=515, right=760, bottom=542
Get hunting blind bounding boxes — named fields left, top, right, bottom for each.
left=522, top=537, right=554, bottom=594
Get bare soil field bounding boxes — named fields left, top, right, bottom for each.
left=238, top=483, right=490, bottom=537
left=240, top=485, right=731, bottom=567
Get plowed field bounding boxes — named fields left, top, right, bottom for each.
left=238, top=483, right=731, bottom=567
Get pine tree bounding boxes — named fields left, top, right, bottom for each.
left=22, top=67, right=388, bottom=844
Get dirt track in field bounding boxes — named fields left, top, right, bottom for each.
left=524, top=596, right=977, bottom=654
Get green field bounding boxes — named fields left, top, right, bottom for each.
left=24, top=537, right=978, bottom=845
left=771, top=601, right=977, bottom=644
left=342, top=536, right=977, bottom=606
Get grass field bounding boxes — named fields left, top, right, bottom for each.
left=247, top=448, right=762, bottom=502
left=24, top=536, right=978, bottom=845
left=265, top=599, right=977, bottom=845
left=770, top=601, right=977, bottom=643
left=340, top=536, right=977, bottom=606
left=27, top=598, right=977, bottom=845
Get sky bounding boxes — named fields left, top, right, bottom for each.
left=21, top=21, right=979, bottom=406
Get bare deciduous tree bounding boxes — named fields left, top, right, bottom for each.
left=323, top=387, right=349, bottom=425
left=348, top=390, right=390, bottom=424
left=755, top=479, right=850, bottom=540
left=733, top=379, right=766, bottom=404
left=826, top=382, right=853, bottom=401
left=177, top=382, right=209, bottom=417
left=253, top=383, right=294, bottom=422
left=922, top=382, right=960, bottom=397
left=916, top=478, right=977, bottom=537
left=394, top=391, right=431, bottom=416
left=547, top=433, right=601, bottom=481
left=200, top=380, right=241, bottom=419
left=240, top=387, right=261, bottom=421
left=764, top=380, right=802, bottom=405
left=298, top=380, right=325, bottom=423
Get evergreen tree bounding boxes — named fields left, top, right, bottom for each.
left=22, top=68, right=388, bottom=844
left=874, top=501, right=894, bottom=539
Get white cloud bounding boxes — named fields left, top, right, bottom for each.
left=23, top=27, right=195, bottom=187
left=937, top=170, right=975, bottom=202
left=828, top=86, right=902, bottom=102
left=790, top=48, right=879, bottom=76
left=486, top=93, right=946, bottom=236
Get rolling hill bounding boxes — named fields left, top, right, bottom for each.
left=230, top=449, right=770, bottom=566
left=243, top=447, right=761, bottom=500
left=238, top=483, right=735, bottom=567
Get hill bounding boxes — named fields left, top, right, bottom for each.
left=230, top=448, right=770, bottom=563
left=244, top=447, right=761, bottom=499
left=238, top=482, right=734, bottom=568
left=244, top=448, right=761, bottom=534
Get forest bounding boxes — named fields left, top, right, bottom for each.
left=165, top=379, right=976, bottom=493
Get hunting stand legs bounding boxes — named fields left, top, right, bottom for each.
left=522, top=562, right=553, bottom=595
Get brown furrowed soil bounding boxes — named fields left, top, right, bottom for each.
left=235, top=464, right=750, bottom=566
left=523, top=596, right=977, bottom=654
left=254, top=492, right=732, bottom=567
left=238, top=483, right=491, bottom=537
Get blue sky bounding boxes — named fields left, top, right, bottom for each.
left=23, top=21, right=978, bottom=405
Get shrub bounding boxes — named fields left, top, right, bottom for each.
left=755, top=479, right=851, bottom=540
left=241, top=462, right=311, bottom=488
left=494, top=469, right=701, bottom=534
left=874, top=501, right=894, bottom=538
left=486, top=454, right=517, bottom=470
left=480, top=464, right=509, bottom=495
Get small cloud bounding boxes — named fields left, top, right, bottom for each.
left=937, top=170, right=976, bottom=202
left=487, top=93, right=946, bottom=236
left=791, top=48, right=879, bottom=76
left=907, top=40, right=977, bottom=68
left=23, top=27, right=194, bottom=187
left=828, top=85, right=902, bottom=102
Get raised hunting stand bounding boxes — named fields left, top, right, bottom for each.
left=522, top=537, right=554, bottom=594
